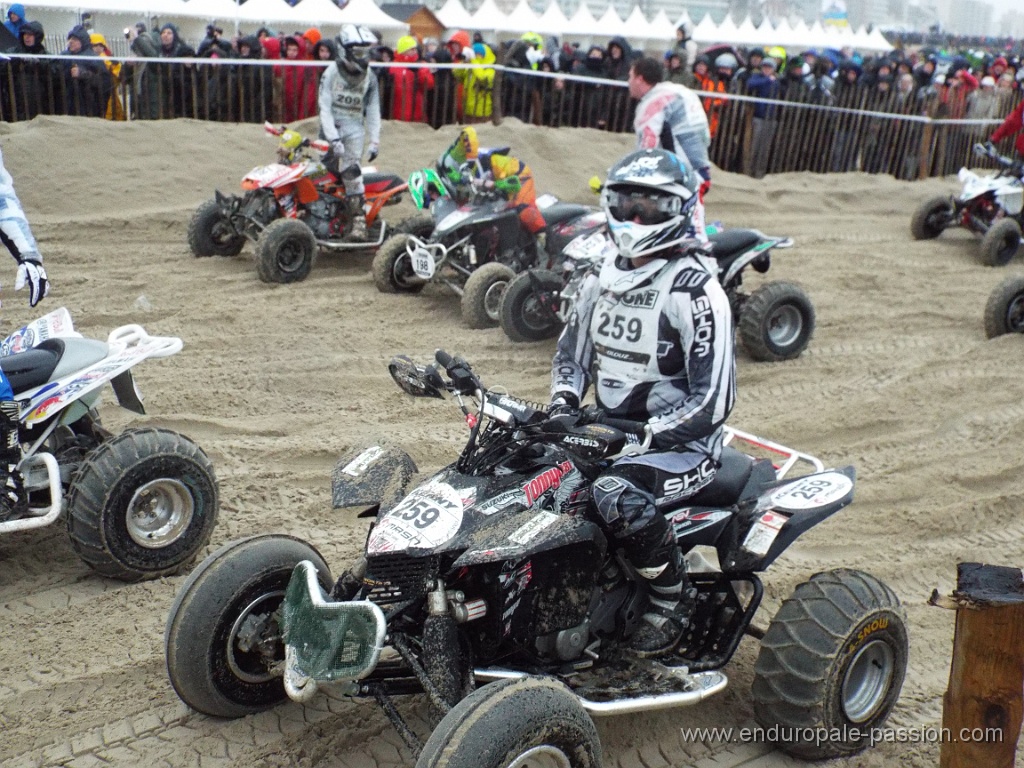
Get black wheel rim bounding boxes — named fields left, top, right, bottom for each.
left=1005, top=293, right=1024, bottom=332
left=998, top=231, right=1019, bottom=263
left=519, top=291, right=559, bottom=333
left=225, top=591, right=285, bottom=684
left=278, top=238, right=308, bottom=274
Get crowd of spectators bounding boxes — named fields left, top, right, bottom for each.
left=1, top=3, right=1023, bottom=180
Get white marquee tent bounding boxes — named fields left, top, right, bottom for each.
left=435, top=0, right=474, bottom=29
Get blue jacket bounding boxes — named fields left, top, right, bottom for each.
left=747, top=72, right=781, bottom=119
left=4, top=3, right=26, bottom=38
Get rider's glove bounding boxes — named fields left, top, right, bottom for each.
left=494, top=176, right=521, bottom=196
left=331, top=139, right=344, bottom=156
left=547, top=393, right=580, bottom=425
left=15, top=259, right=49, bottom=308
left=367, top=142, right=379, bottom=163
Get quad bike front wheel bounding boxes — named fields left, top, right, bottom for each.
left=499, top=270, right=563, bottom=343
left=397, top=211, right=436, bottom=239
left=738, top=281, right=815, bottom=362
left=462, top=263, right=516, bottom=329
left=751, top=569, right=908, bottom=760
left=416, top=676, right=602, bottom=768
left=910, top=195, right=954, bottom=241
left=983, top=274, right=1024, bottom=338
left=165, top=534, right=333, bottom=718
left=66, top=428, right=219, bottom=581
left=188, top=199, right=246, bottom=258
left=372, top=234, right=427, bottom=294
left=979, top=218, right=1022, bottom=267
left=256, top=218, right=317, bottom=283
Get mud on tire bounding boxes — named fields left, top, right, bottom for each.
left=372, top=234, right=427, bottom=294
left=751, top=568, right=908, bottom=760
left=979, top=218, right=1022, bottom=267
left=188, top=199, right=245, bottom=257
left=66, top=428, right=219, bottom=581
left=397, top=211, right=435, bottom=239
left=984, top=274, right=1024, bottom=338
left=164, top=534, right=332, bottom=718
left=416, top=676, right=601, bottom=768
left=739, top=281, right=815, bottom=362
left=462, top=262, right=516, bottom=329
left=909, top=195, right=953, bottom=241
left=256, top=218, right=317, bottom=283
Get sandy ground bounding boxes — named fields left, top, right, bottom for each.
left=0, top=114, right=1019, bottom=768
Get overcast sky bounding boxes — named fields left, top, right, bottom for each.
left=983, top=0, right=1017, bottom=18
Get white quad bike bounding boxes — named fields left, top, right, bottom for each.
left=0, top=308, right=219, bottom=581
left=911, top=142, right=1024, bottom=266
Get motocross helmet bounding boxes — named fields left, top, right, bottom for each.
left=337, top=23, right=377, bottom=75
left=277, top=129, right=304, bottom=162
left=408, top=168, right=449, bottom=210
left=601, top=149, right=698, bottom=261
left=449, top=126, right=479, bottom=164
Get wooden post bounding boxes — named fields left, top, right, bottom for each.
left=930, top=562, right=1024, bottom=768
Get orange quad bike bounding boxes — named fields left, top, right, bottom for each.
left=188, top=122, right=407, bottom=283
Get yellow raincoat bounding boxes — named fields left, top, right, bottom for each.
left=463, top=43, right=495, bottom=120
left=90, top=33, right=125, bottom=121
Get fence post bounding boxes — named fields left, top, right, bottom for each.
left=917, top=119, right=935, bottom=180
left=929, top=562, right=1024, bottom=767
left=491, top=66, right=503, bottom=126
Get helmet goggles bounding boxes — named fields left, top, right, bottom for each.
left=604, top=185, right=686, bottom=226
left=346, top=44, right=371, bottom=62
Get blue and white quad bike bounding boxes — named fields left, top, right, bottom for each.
left=0, top=308, right=218, bottom=580
left=912, top=142, right=1024, bottom=266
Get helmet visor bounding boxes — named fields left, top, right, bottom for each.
left=604, top=187, right=683, bottom=226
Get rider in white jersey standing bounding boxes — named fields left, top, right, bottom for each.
left=549, top=148, right=735, bottom=656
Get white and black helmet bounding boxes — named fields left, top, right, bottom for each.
left=601, top=149, right=699, bottom=260
left=337, top=23, right=377, bottom=75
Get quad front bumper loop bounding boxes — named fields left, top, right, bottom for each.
left=282, top=560, right=387, bottom=702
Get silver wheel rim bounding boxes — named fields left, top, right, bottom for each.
left=126, top=478, right=195, bottom=548
left=767, top=303, right=803, bottom=348
left=484, top=280, right=509, bottom=321
left=842, top=638, right=895, bottom=723
left=227, top=592, right=285, bottom=684
left=507, top=745, right=572, bottom=768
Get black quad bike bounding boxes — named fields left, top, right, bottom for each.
left=372, top=185, right=604, bottom=329
left=165, top=352, right=907, bottom=767
left=911, top=142, right=1024, bottom=267
left=500, top=227, right=815, bottom=362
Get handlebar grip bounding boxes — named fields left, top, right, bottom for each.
left=600, top=416, right=648, bottom=435
left=435, top=349, right=454, bottom=369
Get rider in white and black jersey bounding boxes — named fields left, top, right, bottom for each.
left=549, top=148, right=735, bottom=657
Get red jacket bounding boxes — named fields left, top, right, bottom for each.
left=992, top=100, right=1024, bottom=157
left=390, top=52, right=434, bottom=122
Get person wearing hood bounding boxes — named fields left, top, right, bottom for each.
left=235, top=33, right=273, bottom=122
left=11, top=20, right=55, bottom=119
left=830, top=59, right=865, bottom=172
left=3, top=3, right=26, bottom=42
left=605, top=36, right=637, bottom=132
left=672, top=24, right=695, bottom=74
left=0, top=144, right=50, bottom=523
left=196, top=24, right=232, bottom=58
left=123, top=22, right=160, bottom=119
left=156, top=23, right=196, bottom=118
left=61, top=25, right=109, bottom=117
left=276, top=34, right=318, bottom=122
left=390, top=36, right=434, bottom=123
left=575, top=45, right=609, bottom=129
left=461, top=42, right=495, bottom=122
left=502, top=33, right=543, bottom=123
left=89, top=33, right=124, bottom=120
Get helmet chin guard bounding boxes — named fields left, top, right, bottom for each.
left=337, top=23, right=376, bottom=75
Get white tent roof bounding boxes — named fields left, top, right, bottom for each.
left=32, top=0, right=188, bottom=12
left=863, top=25, right=894, bottom=52
left=621, top=6, right=655, bottom=40
left=566, top=3, right=602, bottom=36
left=291, top=0, right=348, bottom=25
left=436, top=0, right=475, bottom=29
left=337, top=0, right=406, bottom=29
left=176, top=0, right=245, bottom=20
left=234, top=0, right=299, bottom=24
left=535, top=1, right=571, bottom=37
left=733, top=15, right=765, bottom=47
left=594, top=5, right=624, bottom=35
left=465, top=0, right=506, bottom=31
left=501, top=0, right=541, bottom=34
left=691, top=12, right=721, bottom=43
left=649, top=9, right=675, bottom=41
left=673, top=9, right=692, bottom=31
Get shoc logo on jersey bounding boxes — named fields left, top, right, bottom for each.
left=691, top=295, right=714, bottom=357
left=619, top=289, right=660, bottom=309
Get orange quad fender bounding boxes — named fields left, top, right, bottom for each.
left=363, top=174, right=409, bottom=226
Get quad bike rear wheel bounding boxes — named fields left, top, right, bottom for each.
left=499, top=270, right=563, bottom=343
left=397, top=211, right=436, bottom=238
left=188, top=199, right=246, bottom=258
left=256, top=218, right=317, bottom=283
left=416, top=676, right=602, bottom=768
left=372, top=234, right=427, bottom=294
left=979, top=218, right=1022, bottom=267
left=751, top=568, right=908, bottom=760
left=164, top=534, right=332, bottom=718
left=910, top=195, right=954, bottom=241
left=738, top=281, right=815, bottom=362
left=983, top=274, right=1024, bottom=338
left=66, top=428, right=219, bottom=581
left=462, top=263, right=516, bottom=329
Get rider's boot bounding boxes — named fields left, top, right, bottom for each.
left=620, top=514, right=695, bottom=658
left=0, top=400, right=27, bottom=522
left=347, top=195, right=368, bottom=241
